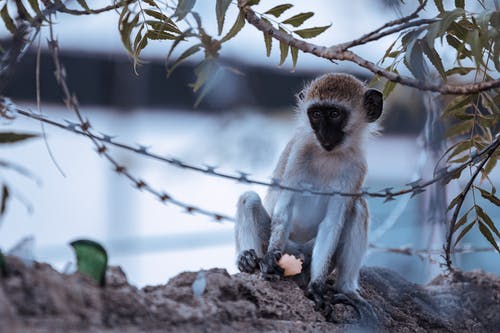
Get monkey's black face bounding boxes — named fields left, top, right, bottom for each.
left=307, top=104, right=349, bottom=151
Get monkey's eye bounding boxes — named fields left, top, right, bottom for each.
left=329, top=110, right=341, bottom=119
left=310, top=110, right=322, bottom=119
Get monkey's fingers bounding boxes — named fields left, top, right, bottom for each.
left=259, top=250, right=284, bottom=279
left=237, top=249, right=261, bottom=273
left=330, top=293, right=355, bottom=307
left=328, top=293, right=378, bottom=325
left=305, top=283, right=326, bottom=311
left=351, top=297, right=378, bottom=325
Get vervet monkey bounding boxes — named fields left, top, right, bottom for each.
left=234, top=73, right=382, bottom=322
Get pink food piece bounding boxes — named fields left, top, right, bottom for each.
left=277, top=253, right=303, bottom=277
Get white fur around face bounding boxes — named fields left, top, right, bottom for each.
left=295, top=97, right=374, bottom=154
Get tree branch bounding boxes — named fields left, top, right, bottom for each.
left=444, top=137, right=500, bottom=270
left=338, top=18, right=437, bottom=51
left=338, top=0, right=433, bottom=50
left=238, top=2, right=500, bottom=95
left=52, top=0, right=137, bottom=15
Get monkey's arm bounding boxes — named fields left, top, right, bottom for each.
left=310, top=197, right=351, bottom=284
left=259, top=190, right=295, bottom=279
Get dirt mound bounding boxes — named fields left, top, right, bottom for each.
left=1, top=256, right=499, bottom=332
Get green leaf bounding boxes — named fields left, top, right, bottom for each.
left=144, top=9, right=175, bottom=24
left=453, top=211, right=469, bottom=232
left=194, top=65, right=222, bottom=107
left=146, top=30, right=178, bottom=40
left=467, top=30, right=483, bottom=67
left=0, top=132, right=38, bottom=144
left=381, top=39, right=398, bottom=63
left=167, top=44, right=202, bottom=77
left=142, top=0, right=159, bottom=7
left=482, top=158, right=497, bottom=182
left=76, top=0, right=91, bottom=11
left=445, top=66, right=475, bottom=76
left=447, top=139, right=474, bottom=162
left=445, top=34, right=472, bottom=60
left=478, top=188, right=500, bottom=206
left=174, top=0, right=196, bottom=21
left=478, top=222, right=500, bottom=253
left=291, top=46, right=298, bottom=71
left=119, top=11, right=140, bottom=54
left=449, top=155, right=470, bottom=164
left=420, top=40, right=446, bottom=79
left=383, top=69, right=398, bottom=98
left=262, top=19, right=272, bottom=57
left=404, top=39, right=426, bottom=80
left=453, top=220, right=475, bottom=247
left=166, top=28, right=194, bottom=64
left=439, top=9, right=465, bottom=36
left=28, top=0, right=42, bottom=17
left=476, top=205, right=500, bottom=237
left=433, top=0, right=445, bottom=13
left=191, top=59, right=217, bottom=92
left=448, top=192, right=463, bottom=210
left=448, top=21, right=469, bottom=42
left=145, top=20, right=182, bottom=34
left=1, top=5, right=16, bottom=34
left=265, top=4, right=293, bottom=18
left=401, top=28, right=424, bottom=47
left=132, top=26, right=148, bottom=74
left=282, top=12, right=314, bottom=27
left=220, top=11, right=245, bottom=43
left=14, top=0, right=33, bottom=21
left=279, top=28, right=288, bottom=66
left=446, top=119, right=473, bottom=137
left=216, top=0, right=232, bottom=35
left=294, top=24, right=331, bottom=39
left=70, top=239, right=108, bottom=286
left=444, top=95, right=473, bottom=115
left=1, top=184, right=9, bottom=215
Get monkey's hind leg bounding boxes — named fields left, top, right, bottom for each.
left=328, top=199, right=378, bottom=325
left=235, top=191, right=271, bottom=274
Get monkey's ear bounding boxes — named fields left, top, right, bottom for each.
left=296, top=90, right=305, bottom=101
left=363, top=89, right=383, bottom=122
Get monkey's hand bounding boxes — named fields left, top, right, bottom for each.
left=237, top=249, right=260, bottom=274
left=305, top=280, right=328, bottom=311
left=259, top=249, right=284, bottom=281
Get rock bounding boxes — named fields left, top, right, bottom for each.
left=0, top=256, right=499, bottom=332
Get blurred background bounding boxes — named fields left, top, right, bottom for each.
left=0, top=0, right=498, bottom=287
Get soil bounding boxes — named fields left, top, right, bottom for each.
left=1, top=256, right=499, bottom=332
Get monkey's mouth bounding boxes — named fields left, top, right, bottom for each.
left=318, top=136, right=344, bottom=152
left=321, top=143, right=334, bottom=151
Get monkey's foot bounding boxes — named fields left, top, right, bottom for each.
left=324, top=292, right=378, bottom=326
left=237, top=249, right=260, bottom=274
left=259, top=249, right=284, bottom=281
left=305, top=281, right=327, bottom=311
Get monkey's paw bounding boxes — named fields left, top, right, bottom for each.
left=305, top=281, right=328, bottom=311
left=237, top=249, right=260, bottom=274
left=259, top=249, right=284, bottom=281
left=325, top=292, right=378, bottom=326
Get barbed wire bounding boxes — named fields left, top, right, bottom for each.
left=10, top=106, right=500, bottom=201
left=369, top=243, right=496, bottom=264
left=36, top=16, right=234, bottom=223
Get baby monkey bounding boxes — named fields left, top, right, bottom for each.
left=234, top=73, right=382, bottom=323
